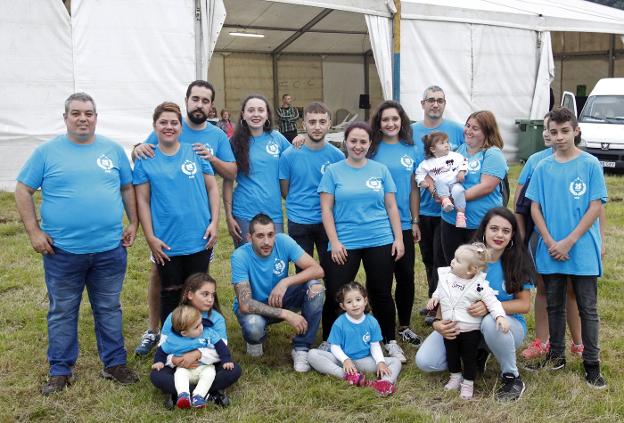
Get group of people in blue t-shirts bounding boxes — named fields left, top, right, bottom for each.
left=17, top=81, right=608, bottom=408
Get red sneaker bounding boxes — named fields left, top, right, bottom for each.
left=176, top=392, right=191, bottom=409
left=368, top=380, right=396, bottom=396
left=570, top=342, right=584, bottom=358
left=521, top=338, right=549, bottom=360
left=343, top=372, right=366, bottom=386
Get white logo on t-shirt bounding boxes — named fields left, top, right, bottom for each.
left=181, top=160, right=197, bottom=178
left=266, top=140, right=280, bottom=157
left=365, top=177, right=382, bottom=192
left=273, top=259, right=286, bottom=276
left=96, top=154, right=114, bottom=172
left=569, top=177, right=587, bottom=199
left=467, top=159, right=481, bottom=172
left=400, top=154, right=414, bottom=170
left=362, top=331, right=371, bottom=344
left=320, top=161, right=331, bottom=175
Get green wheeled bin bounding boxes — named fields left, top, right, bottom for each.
left=515, top=119, right=546, bottom=162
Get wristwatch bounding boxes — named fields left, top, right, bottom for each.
left=411, top=218, right=420, bottom=225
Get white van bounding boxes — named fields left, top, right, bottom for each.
left=562, top=78, right=624, bottom=170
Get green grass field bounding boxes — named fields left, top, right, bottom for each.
left=1, top=165, right=623, bottom=422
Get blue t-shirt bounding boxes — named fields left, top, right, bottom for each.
left=160, top=309, right=228, bottom=354
left=442, top=145, right=508, bottom=229
left=318, top=160, right=396, bottom=250
left=145, top=119, right=235, bottom=163
left=233, top=131, right=291, bottom=223
left=279, top=143, right=344, bottom=224
left=485, top=260, right=532, bottom=334
left=231, top=233, right=304, bottom=312
left=328, top=313, right=383, bottom=360
left=525, top=152, right=607, bottom=276
left=17, top=134, right=132, bottom=254
left=370, top=141, right=421, bottom=230
left=411, top=120, right=465, bottom=217
left=133, top=143, right=214, bottom=256
left=517, top=147, right=554, bottom=185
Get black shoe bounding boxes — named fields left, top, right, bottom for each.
left=525, top=354, right=566, bottom=372
left=41, top=375, right=73, bottom=396
left=164, top=394, right=175, bottom=410
left=424, top=315, right=436, bottom=327
left=476, top=349, right=490, bottom=375
left=418, top=307, right=429, bottom=316
left=584, top=362, right=607, bottom=390
left=496, top=373, right=526, bottom=401
left=208, top=389, right=230, bottom=407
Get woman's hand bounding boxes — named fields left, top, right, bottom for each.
left=432, top=319, right=460, bottom=340
left=151, top=362, right=164, bottom=371
left=467, top=300, right=487, bottom=317
left=222, top=362, right=235, bottom=371
left=330, top=240, right=348, bottom=265
left=203, top=222, right=218, bottom=249
left=226, top=215, right=243, bottom=243
left=392, top=239, right=405, bottom=262
left=172, top=350, right=201, bottom=369
left=146, top=236, right=170, bottom=265
left=291, top=135, right=305, bottom=149
left=412, top=223, right=421, bottom=243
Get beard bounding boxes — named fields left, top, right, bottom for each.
left=188, top=109, right=207, bottom=125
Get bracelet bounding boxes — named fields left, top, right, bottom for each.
left=411, top=218, right=420, bottom=225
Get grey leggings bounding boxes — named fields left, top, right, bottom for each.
left=308, top=349, right=402, bottom=384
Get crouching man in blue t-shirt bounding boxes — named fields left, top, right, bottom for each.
left=231, top=213, right=325, bottom=372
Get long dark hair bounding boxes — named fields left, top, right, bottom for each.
left=230, top=94, right=273, bottom=175
left=368, top=100, right=413, bottom=158
left=180, top=273, right=221, bottom=315
left=472, top=207, right=535, bottom=293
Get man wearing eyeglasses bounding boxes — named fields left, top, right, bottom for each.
left=411, top=85, right=465, bottom=323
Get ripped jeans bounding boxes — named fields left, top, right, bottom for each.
left=235, top=279, right=325, bottom=350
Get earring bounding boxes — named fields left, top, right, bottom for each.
left=264, top=119, right=271, bottom=128
left=507, top=239, right=514, bottom=249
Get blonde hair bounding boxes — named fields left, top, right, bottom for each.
left=456, top=242, right=491, bottom=272
left=171, top=305, right=201, bottom=333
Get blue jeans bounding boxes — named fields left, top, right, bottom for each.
left=235, top=280, right=324, bottom=350
left=415, top=315, right=526, bottom=377
left=43, top=243, right=128, bottom=376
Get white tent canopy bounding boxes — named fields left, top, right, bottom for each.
left=3, top=0, right=624, bottom=189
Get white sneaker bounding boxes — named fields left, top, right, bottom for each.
left=444, top=373, right=463, bottom=391
left=384, top=340, right=407, bottom=363
left=291, top=349, right=310, bottom=372
left=246, top=342, right=263, bottom=357
left=460, top=381, right=474, bottom=400
left=317, top=341, right=331, bottom=352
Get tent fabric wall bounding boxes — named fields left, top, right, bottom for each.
left=365, top=14, right=393, bottom=100
left=0, top=1, right=73, bottom=190
left=71, top=0, right=197, bottom=147
left=401, top=20, right=543, bottom=157
left=530, top=32, right=555, bottom=119
left=200, top=0, right=227, bottom=78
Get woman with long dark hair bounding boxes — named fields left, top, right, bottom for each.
left=223, top=94, right=291, bottom=248
left=416, top=207, right=534, bottom=401
left=368, top=100, right=422, bottom=346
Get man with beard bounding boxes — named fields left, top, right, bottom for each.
left=278, top=102, right=343, bottom=275
left=132, top=80, right=237, bottom=357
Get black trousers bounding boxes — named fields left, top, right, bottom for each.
left=150, top=361, right=242, bottom=398
left=287, top=221, right=330, bottom=273
left=440, top=220, right=477, bottom=266
left=444, top=330, right=481, bottom=381
left=394, top=229, right=415, bottom=327
left=157, top=249, right=212, bottom=325
left=418, top=215, right=446, bottom=297
left=322, top=243, right=396, bottom=342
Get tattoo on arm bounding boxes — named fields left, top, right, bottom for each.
left=235, top=283, right=282, bottom=319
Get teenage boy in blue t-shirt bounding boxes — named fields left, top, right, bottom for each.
left=526, top=106, right=608, bottom=389
left=279, top=102, right=344, bottom=274
left=231, top=214, right=325, bottom=373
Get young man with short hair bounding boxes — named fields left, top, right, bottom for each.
left=276, top=93, right=300, bottom=142
left=526, top=106, right=608, bottom=389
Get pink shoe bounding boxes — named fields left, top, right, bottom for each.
left=441, top=197, right=454, bottom=212
left=343, top=372, right=366, bottom=386
left=521, top=338, right=549, bottom=360
left=367, top=379, right=396, bottom=396
left=460, top=381, right=474, bottom=400
left=444, top=374, right=463, bottom=391
left=455, top=211, right=466, bottom=228
left=570, top=342, right=584, bottom=358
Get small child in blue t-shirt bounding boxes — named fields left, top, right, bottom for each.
left=308, top=282, right=402, bottom=396
left=152, top=305, right=234, bottom=408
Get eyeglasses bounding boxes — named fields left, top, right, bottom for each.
left=424, top=98, right=446, bottom=105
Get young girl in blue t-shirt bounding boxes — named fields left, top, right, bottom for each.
left=308, top=282, right=402, bottom=396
